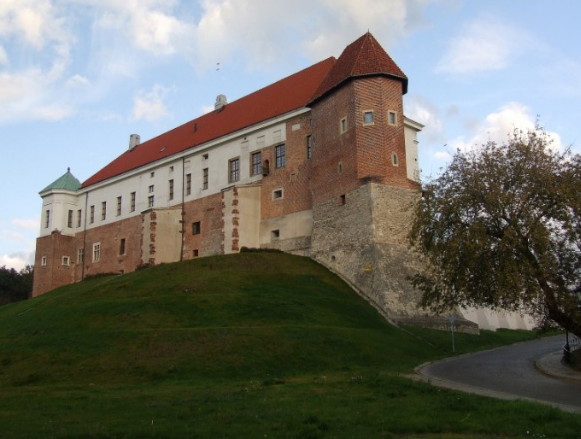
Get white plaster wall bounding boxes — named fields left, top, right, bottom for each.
left=259, top=210, right=313, bottom=246
left=53, top=121, right=288, bottom=236
left=461, top=307, right=537, bottom=331
left=40, top=191, right=81, bottom=237
left=404, top=118, right=421, bottom=182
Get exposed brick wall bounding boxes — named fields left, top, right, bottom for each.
left=82, top=215, right=144, bottom=277
left=32, top=232, right=77, bottom=297
left=182, top=192, right=223, bottom=259
left=260, top=113, right=314, bottom=220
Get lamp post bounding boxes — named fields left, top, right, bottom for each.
left=563, top=330, right=571, bottom=364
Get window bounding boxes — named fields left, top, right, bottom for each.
left=391, top=152, right=399, bottom=166
left=251, top=151, right=262, bottom=176
left=340, top=117, right=347, bottom=134
left=271, top=229, right=280, bottom=240
left=193, top=249, right=199, bottom=257
left=186, top=173, right=192, bottom=195
left=119, top=238, right=126, bottom=255
left=388, top=110, right=397, bottom=126
left=169, top=179, right=174, bottom=200
left=275, top=144, right=285, bottom=169
left=203, top=168, right=209, bottom=190
left=150, top=171, right=155, bottom=178
left=101, top=201, right=107, bottom=220
left=149, top=184, right=154, bottom=193
left=62, top=256, right=70, bottom=266
left=192, top=221, right=201, bottom=235
left=340, top=194, right=346, bottom=205
left=76, top=209, right=82, bottom=228
left=41, top=256, right=47, bottom=266
left=363, top=111, right=374, bottom=125
left=130, top=192, right=136, bottom=212
left=273, top=189, right=283, bottom=200
left=229, top=157, right=240, bottom=183
left=306, top=135, right=312, bottom=159
left=116, top=196, right=122, bottom=216
left=67, top=210, right=73, bottom=228
left=77, top=248, right=84, bottom=264
left=89, top=205, right=95, bottom=224
left=148, top=195, right=154, bottom=208
left=45, top=209, right=50, bottom=228
left=92, top=243, right=100, bottom=263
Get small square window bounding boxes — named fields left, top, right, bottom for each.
left=62, top=256, right=70, bottom=266
left=150, top=171, right=155, bottom=178
left=388, top=111, right=398, bottom=126
left=271, top=229, right=280, bottom=240
left=273, top=189, right=283, bottom=200
left=363, top=111, right=374, bottom=125
left=192, top=221, right=201, bottom=235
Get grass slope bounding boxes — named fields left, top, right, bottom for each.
left=0, top=252, right=578, bottom=438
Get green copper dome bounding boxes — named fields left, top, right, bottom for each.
left=40, top=168, right=81, bottom=194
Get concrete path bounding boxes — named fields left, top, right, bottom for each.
left=416, top=335, right=581, bottom=414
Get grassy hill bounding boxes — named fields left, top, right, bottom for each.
left=0, top=252, right=578, bottom=438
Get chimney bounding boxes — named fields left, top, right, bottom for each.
left=129, top=134, right=141, bottom=150
left=214, top=94, right=227, bottom=112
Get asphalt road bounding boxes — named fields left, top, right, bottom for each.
left=418, top=335, right=581, bottom=413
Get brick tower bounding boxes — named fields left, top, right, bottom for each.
left=308, top=33, right=433, bottom=325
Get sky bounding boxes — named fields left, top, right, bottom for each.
left=1, top=0, right=580, bottom=271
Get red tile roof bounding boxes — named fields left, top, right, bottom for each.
left=310, top=32, right=408, bottom=103
left=82, top=32, right=405, bottom=188
left=82, top=57, right=335, bottom=188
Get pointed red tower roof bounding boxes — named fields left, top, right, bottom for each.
left=309, top=32, right=407, bottom=104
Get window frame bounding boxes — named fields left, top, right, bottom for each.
left=388, top=110, right=398, bottom=126
left=229, top=157, right=240, bottom=183
left=251, top=151, right=262, bottom=176
left=203, top=168, right=209, bottom=190
left=192, top=221, right=201, bottom=235
left=92, top=242, right=101, bottom=263
left=101, top=201, right=107, bottom=221
left=275, top=143, right=286, bottom=169
left=363, top=110, right=374, bottom=126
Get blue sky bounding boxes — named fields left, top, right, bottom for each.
left=1, top=0, right=580, bottom=270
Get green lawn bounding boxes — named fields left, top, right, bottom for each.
left=0, top=253, right=578, bottom=438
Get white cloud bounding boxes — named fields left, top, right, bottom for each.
left=0, top=252, right=34, bottom=271
left=436, top=16, right=529, bottom=74
left=193, top=0, right=431, bottom=71
left=450, top=102, right=562, bottom=153
left=405, top=95, right=443, bottom=142
left=131, top=85, right=170, bottom=121
left=12, top=218, right=39, bottom=232
left=0, top=45, right=7, bottom=65
left=90, top=0, right=194, bottom=56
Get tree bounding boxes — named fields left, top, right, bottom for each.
left=0, top=265, right=33, bottom=305
left=409, top=127, right=581, bottom=338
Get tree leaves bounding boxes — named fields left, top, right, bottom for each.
left=410, top=126, right=581, bottom=337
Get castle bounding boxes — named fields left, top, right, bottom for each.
left=33, top=33, right=532, bottom=331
